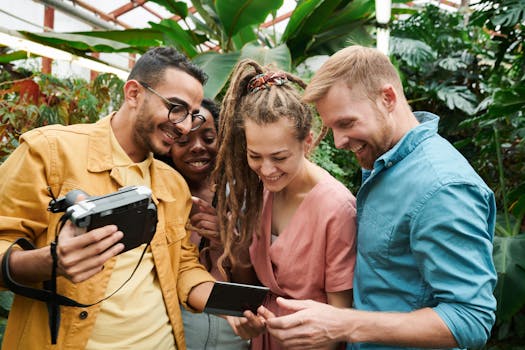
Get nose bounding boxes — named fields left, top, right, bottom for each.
left=260, top=160, right=276, bottom=176
left=333, top=131, right=348, bottom=149
left=190, top=138, right=206, bottom=153
left=174, top=115, right=193, bottom=136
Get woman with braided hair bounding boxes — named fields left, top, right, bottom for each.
left=212, top=59, right=357, bottom=350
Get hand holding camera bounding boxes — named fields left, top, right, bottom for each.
left=51, top=186, right=158, bottom=283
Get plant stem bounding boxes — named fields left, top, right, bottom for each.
left=494, top=126, right=511, bottom=235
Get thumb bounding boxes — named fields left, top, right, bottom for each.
left=64, top=190, right=89, bottom=237
left=275, top=297, right=315, bottom=313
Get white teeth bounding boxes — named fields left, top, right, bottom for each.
left=163, top=130, right=175, bottom=140
left=189, top=161, right=209, bottom=167
left=351, top=144, right=365, bottom=153
left=265, top=174, right=283, bottom=181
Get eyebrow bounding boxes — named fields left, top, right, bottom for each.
left=163, top=96, right=201, bottom=115
left=247, top=149, right=289, bottom=156
left=164, top=96, right=188, bottom=107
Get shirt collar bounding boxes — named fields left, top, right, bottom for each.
left=362, top=112, right=439, bottom=183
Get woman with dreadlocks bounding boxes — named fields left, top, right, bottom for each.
left=212, top=59, right=357, bottom=350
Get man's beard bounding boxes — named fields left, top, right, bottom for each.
left=134, top=104, right=162, bottom=155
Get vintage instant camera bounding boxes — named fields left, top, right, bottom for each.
left=66, top=186, right=158, bottom=253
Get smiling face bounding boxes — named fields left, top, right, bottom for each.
left=244, top=117, right=310, bottom=193
left=316, top=81, right=396, bottom=170
left=169, top=106, right=218, bottom=185
left=133, top=68, right=204, bottom=157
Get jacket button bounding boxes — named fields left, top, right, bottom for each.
left=79, top=311, right=88, bottom=319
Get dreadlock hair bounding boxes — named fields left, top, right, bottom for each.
left=211, top=59, right=328, bottom=278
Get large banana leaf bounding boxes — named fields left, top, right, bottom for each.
left=281, top=0, right=375, bottom=64
left=149, top=19, right=199, bottom=57
left=68, top=29, right=166, bottom=48
left=19, top=31, right=139, bottom=53
left=239, top=42, right=291, bottom=71
left=192, top=42, right=291, bottom=99
left=148, top=0, right=189, bottom=18
left=230, top=26, right=258, bottom=52
left=215, top=0, right=284, bottom=38
left=192, top=51, right=241, bottom=99
left=493, top=235, right=525, bottom=321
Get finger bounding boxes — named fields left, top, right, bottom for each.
left=190, top=212, right=219, bottom=223
left=59, top=224, right=118, bottom=252
left=57, top=227, right=123, bottom=276
left=191, top=196, right=216, bottom=215
left=59, top=240, right=124, bottom=282
left=265, top=311, right=304, bottom=330
left=257, top=305, right=276, bottom=320
left=244, top=310, right=265, bottom=326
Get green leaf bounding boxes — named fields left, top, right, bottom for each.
left=390, top=37, right=436, bottom=67
left=192, top=51, right=241, bottom=99
left=282, top=0, right=375, bottom=64
left=281, top=0, right=327, bottom=42
left=0, top=291, right=13, bottom=318
left=437, top=57, right=467, bottom=72
left=231, top=26, right=258, bottom=51
left=436, top=85, right=477, bottom=115
left=492, top=0, right=525, bottom=27
left=148, top=19, right=198, bottom=57
left=19, top=31, right=136, bottom=53
left=147, top=0, right=188, bottom=18
left=70, top=29, right=165, bottom=48
left=215, top=0, right=283, bottom=38
left=489, top=83, right=525, bottom=116
left=324, top=0, right=374, bottom=29
left=493, top=235, right=525, bottom=321
left=0, top=50, right=36, bottom=63
left=239, top=42, right=291, bottom=71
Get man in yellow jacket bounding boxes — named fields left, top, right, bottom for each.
left=0, top=47, right=215, bottom=349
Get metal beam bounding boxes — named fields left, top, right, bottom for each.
left=34, top=0, right=123, bottom=30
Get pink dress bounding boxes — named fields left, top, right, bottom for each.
left=249, top=172, right=357, bottom=350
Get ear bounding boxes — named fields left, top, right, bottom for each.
left=380, top=84, right=397, bottom=113
left=123, top=80, right=143, bottom=108
left=303, top=131, right=314, bottom=155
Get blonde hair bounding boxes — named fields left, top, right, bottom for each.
left=303, top=45, right=405, bottom=104
left=212, top=59, right=327, bottom=278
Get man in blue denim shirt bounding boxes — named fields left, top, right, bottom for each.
left=257, top=45, right=497, bottom=349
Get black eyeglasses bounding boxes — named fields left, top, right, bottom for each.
left=139, top=81, right=206, bottom=131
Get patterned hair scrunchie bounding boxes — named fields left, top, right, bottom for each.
left=247, top=72, right=288, bottom=93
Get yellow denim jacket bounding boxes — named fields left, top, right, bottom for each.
left=0, top=116, right=214, bottom=349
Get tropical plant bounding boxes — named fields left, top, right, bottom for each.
left=0, top=70, right=124, bottom=162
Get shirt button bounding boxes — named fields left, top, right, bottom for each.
left=79, top=311, right=88, bottom=319
left=386, top=161, right=393, bottom=168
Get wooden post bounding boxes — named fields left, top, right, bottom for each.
left=42, top=6, right=54, bottom=74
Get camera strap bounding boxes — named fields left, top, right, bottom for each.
left=1, top=237, right=91, bottom=343
left=1, top=236, right=149, bottom=344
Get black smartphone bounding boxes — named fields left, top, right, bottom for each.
left=204, top=281, right=270, bottom=317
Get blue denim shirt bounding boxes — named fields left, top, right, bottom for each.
left=349, top=112, right=497, bottom=350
